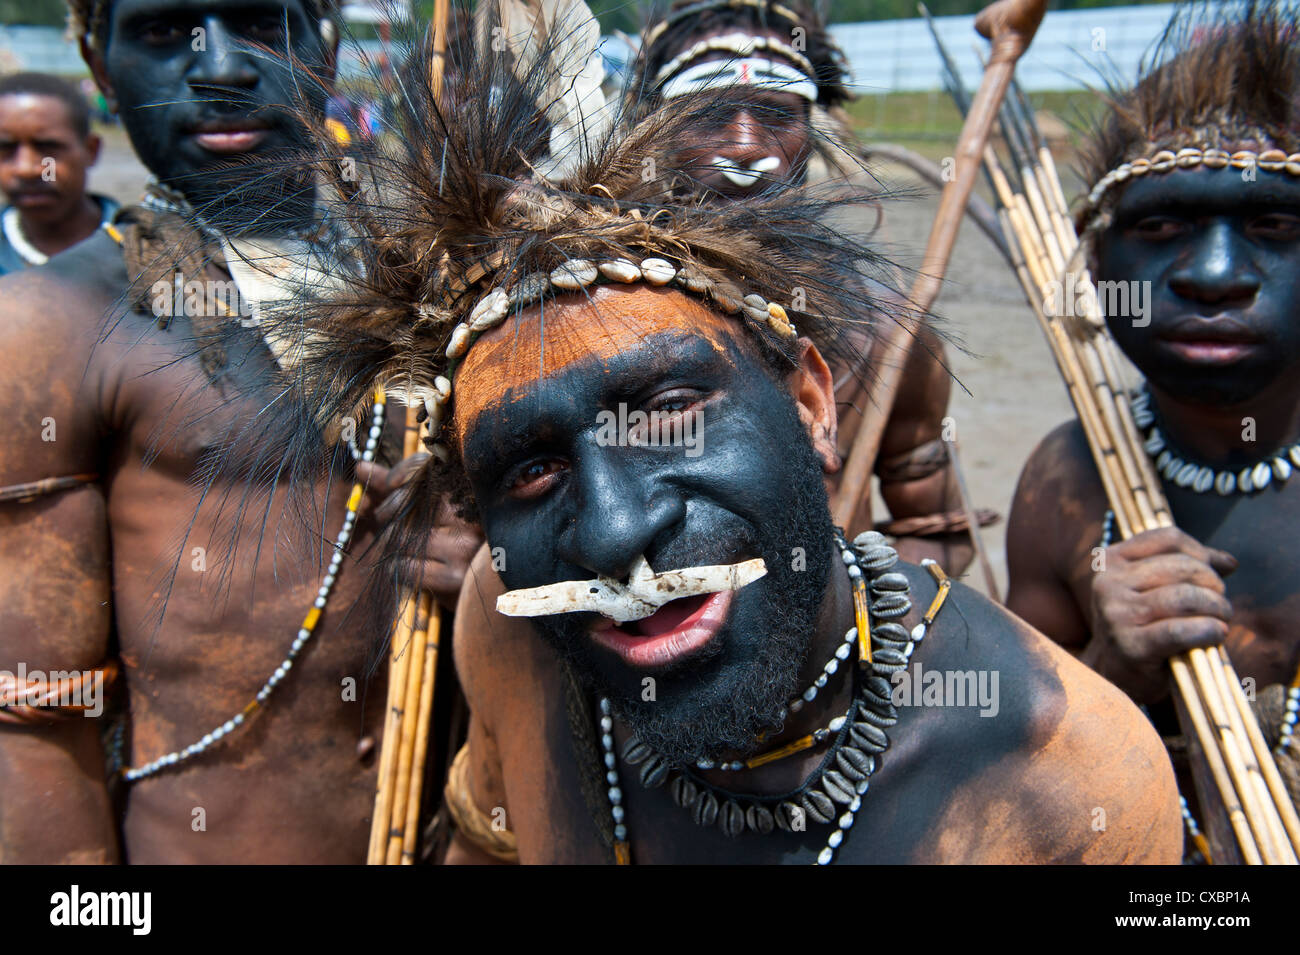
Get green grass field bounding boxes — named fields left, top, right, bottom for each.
left=841, top=88, right=1106, bottom=163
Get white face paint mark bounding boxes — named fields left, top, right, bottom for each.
left=712, top=154, right=782, bottom=187
left=496, top=555, right=768, bottom=622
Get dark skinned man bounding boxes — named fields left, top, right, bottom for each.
left=0, top=0, right=477, bottom=863
left=444, top=1, right=984, bottom=752
left=446, top=283, right=1177, bottom=864
left=180, top=3, right=1178, bottom=864
left=0, top=72, right=117, bottom=274
left=1005, top=0, right=1300, bottom=859
left=630, top=0, right=978, bottom=573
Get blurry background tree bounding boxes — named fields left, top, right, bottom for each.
left=0, top=0, right=66, bottom=27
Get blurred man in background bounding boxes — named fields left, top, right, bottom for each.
left=0, top=71, right=117, bottom=274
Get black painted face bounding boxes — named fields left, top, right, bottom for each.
left=1097, top=167, right=1300, bottom=406
left=458, top=294, right=836, bottom=763
left=100, top=0, right=328, bottom=221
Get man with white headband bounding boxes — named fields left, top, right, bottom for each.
left=631, top=0, right=984, bottom=575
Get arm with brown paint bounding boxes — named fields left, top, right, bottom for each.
left=1007, top=424, right=1236, bottom=705
left=444, top=544, right=517, bottom=865
left=0, top=270, right=119, bottom=863
left=1005, top=424, right=1094, bottom=650
left=875, top=328, right=974, bottom=573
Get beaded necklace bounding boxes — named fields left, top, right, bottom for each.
left=103, top=220, right=385, bottom=781
left=600, top=530, right=952, bottom=865
left=1107, top=384, right=1300, bottom=750
left=2, top=199, right=117, bottom=267
left=124, top=392, right=384, bottom=781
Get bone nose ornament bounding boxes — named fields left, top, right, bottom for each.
left=496, top=555, right=768, bottom=623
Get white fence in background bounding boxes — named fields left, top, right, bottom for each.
left=833, top=3, right=1178, bottom=93
left=0, top=25, right=83, bottom=74
left=1, top=4, right=1181, bottom=92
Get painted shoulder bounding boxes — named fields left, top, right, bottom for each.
left=1016, top=417, right=1105, bottom=507
left=903, top=564, right=1181, bottom=862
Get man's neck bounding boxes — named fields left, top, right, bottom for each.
left=1150, top=377, right=1300, bottom=467
left=695, top=539, right=856, bottom=791
left=163, top=178, right=318, bottom=240
left=18, top=196, right=103, bottom=256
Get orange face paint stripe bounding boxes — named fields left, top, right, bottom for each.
left=452, top=285, right=745, bottom=446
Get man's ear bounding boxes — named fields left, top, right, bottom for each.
left=786, top=337, right=839, bottom=474
left=85, top=132, right=102, bottom=166
left=80, top=40, right=117, bottom=114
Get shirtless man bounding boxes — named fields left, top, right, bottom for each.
left=232, top=9, right=1178, bottom=863
left=444, top=283, right=1178, bottom=864
left=0, top=0, right=476, bottom=863
left=1005, top=0, right=1300, bottom=854
left=631, top=0, right=975, bottom=570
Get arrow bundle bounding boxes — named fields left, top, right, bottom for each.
left=366, top=0, right=451, bottom=866
left=929, top=28, right=1300, bottom=861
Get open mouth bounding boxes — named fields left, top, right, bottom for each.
left=589, top=590, right=732, bottom=669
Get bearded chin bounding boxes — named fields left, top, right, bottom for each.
left=532, top=430, right=835, bottom=767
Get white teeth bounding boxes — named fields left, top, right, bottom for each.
left=750, top=156, right=781, bottom=173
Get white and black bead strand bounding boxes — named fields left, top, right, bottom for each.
left=1278, top=684, right=1299, bottom=756
left=815, top=638, right=915, bottom=864
left=611, top=534, right=914, bottom=857
left=123, top=396, right=385, bottom=783
left=598, top=697, right=632, bottom=861
left=783, top=626, right=855, bottom=718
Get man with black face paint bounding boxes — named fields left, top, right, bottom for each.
left=442, top=282, right=1178, bottom=865
left=629, top=0, right=977, bottom=572
left=195, top=0, right=1177, bottom=865
left=1006, top=0, right=1300, bottom=857
left=0, top=0, right=479, bottom=862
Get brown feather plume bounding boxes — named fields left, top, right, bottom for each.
left=1080, top=0, right=1300, bottom=220
left=157, top=0, right=916, bottom=664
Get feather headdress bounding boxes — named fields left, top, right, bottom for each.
left=1076, top=0, right=1300, bottom=234
left=167, top=0, right=913, bottom=650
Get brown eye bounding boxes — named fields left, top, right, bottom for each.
left=140, top=19, right=185, bottom=44
left=244, top=15, right=286, bottom=42
left=1248, top=213, right=1300, bottom=241
left=1130, top=216, right=1189, bottom=240
left=509, top=459, right=566, bottom=499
